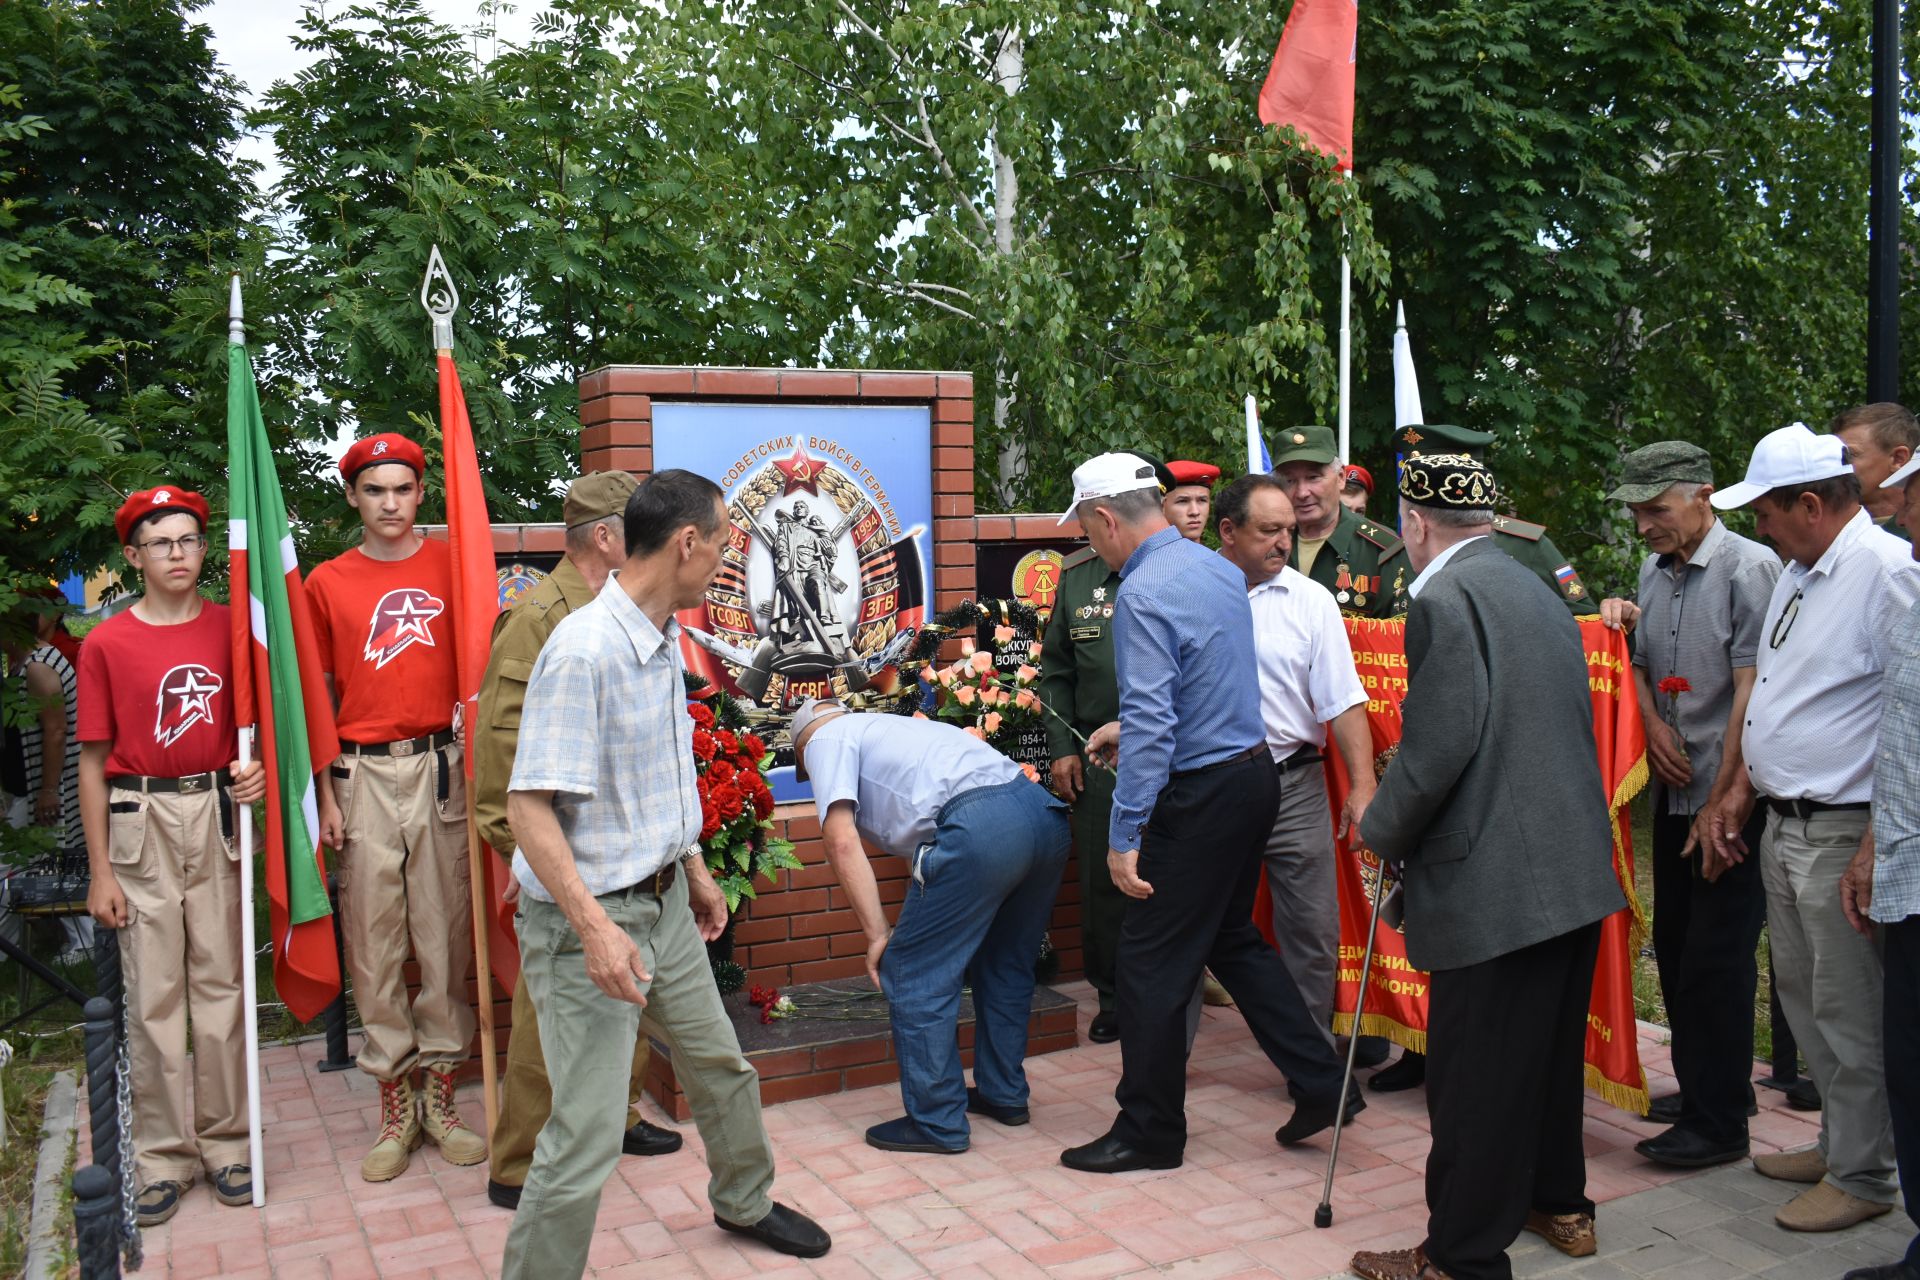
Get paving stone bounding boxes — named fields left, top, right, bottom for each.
left=1646, top=1195, right=1741, bottom=1236
left=1608, top=1238, right=1712, bottom=1276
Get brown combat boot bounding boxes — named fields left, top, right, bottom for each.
left=360, top=1076, right=422, bottom=1183
left=420, top=1067, right=487, bottom=1167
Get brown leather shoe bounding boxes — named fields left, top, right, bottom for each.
left=1775, top=1182, right=1895, bottom=1232
left=1524, top=1210, right=1597, bottom=1257
left=1350, top=1245, right=1452, bottom=1280
left=1754, top=1146, right=1829, bottom=1183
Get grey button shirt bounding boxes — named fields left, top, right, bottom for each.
left=1631, top=519, right=1781, bottom=815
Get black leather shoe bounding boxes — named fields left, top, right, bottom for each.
left=623, top=1118, right=685, bottom=1157
left=1644, top=1092, right=1683, bottom=1124
left=715, top=1202, right=832, bottom=1258
left=1060, top=1132, right=1182, bottom=1173
left=1634, top=1125, right=1749, bottom=1169
left=865, top=1116, right=967, bottom=1154
left=1368, top=1050, right=1425, bottom=1093
left=1842, top=1263, right=1920, bottom=1280
left=1275, top=1090, right=1365, bottom=1147
left=1346, top=1036, right=1392, bottom=1069
left=967, top=1087, right=1030, bottom=1126
left=1786, top=1078, right=1822, bottom=1111
left=1088, top=1012, right=1120, bottom=1044
left=487, top=1179, right=522, bottom=1211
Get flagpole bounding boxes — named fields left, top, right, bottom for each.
left=423, top=253, right=501, bottom=1136
left=230, top=278, right=268, bottom=1207
left=1245, top=395, right=1263, bottom=474
left=1337, top=250, right=1352, bottom=465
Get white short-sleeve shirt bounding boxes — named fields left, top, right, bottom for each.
left=1245, top=565, right=1368, bottom=759
left=805, top=713, right=1024, bottom=856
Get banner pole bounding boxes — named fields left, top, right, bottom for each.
left=1315, top=854, right=1388, bottom=1228
left=236, top=727, right=266, bottom=1206
left=1337, top=249, right=1352, bottom=465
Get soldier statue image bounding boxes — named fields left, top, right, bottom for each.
left=766, top=500, right=853, bottom=660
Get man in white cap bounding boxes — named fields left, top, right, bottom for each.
left=1054, top=452, right=1349, bottom=1175
left=788, top=698, right=1070, bottom=1153
left=1698, top=422, right=1920, bottom=1233
left=1840, top=446, right=1920, bottom=1280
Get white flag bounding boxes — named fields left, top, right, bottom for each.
left=1392, top=300, right=1424, bottom=429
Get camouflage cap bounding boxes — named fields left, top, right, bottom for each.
left=563, top=469, right=639, bottom=528
left=1396, top=423, right=1494, bottom=462
left=1268, top=425, right=1340, bottom=468
left=1606, top=441, right=1715, bottom=505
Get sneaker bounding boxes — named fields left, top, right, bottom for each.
left=135, top=1179, right=191, bottom=1228
left=420, top=1068, right=487, bottom=1167
left=210, top=1164, right=253, bottom=1206
left=360, top=1075, right=423, bottom=1182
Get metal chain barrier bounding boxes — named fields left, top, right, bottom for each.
left=90, top=932, right=142, bottom=1270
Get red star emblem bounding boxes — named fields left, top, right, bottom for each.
left=773, top=444, right=823, bottom=495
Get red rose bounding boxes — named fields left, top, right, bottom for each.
left=688, top=703, right=716, bottom=728
left=692, top=730, right=718, bottom=763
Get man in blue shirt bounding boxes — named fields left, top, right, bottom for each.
left=1055, top=453, right=1349, bottom=1174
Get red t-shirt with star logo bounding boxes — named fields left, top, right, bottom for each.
left=76, top=600, right=237, bottom=777
left=306, top=538, right=459, bottom=744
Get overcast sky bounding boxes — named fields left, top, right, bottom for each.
left=200, top=0, right=552, bottom=187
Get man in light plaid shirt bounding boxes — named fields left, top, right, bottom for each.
left=1842, top=442, right=1920, bottom=1280
left=500, top=470, right=830, bottom=1279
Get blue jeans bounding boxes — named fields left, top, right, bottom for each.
left=880, top=778, right=1070, bottom=1147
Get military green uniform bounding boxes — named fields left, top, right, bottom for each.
left=1037, top=548, right=1126, bottom=1015
left=1388, top=423, right=1598, bottom=615
left=1302, top=506, right=1408, bottom=617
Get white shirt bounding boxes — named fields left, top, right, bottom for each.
left=1245, top=565, right=1367, bottom=758
left=1405, top=534, right=1488, bottom=600
left=805, top=712, right=1024, bottom=857
left=1745, top=508, right=1920, bottom=803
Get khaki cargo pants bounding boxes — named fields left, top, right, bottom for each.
left=332, top=742, right=476, bottom=1081
left=107, top=785, right=247, bottom=1185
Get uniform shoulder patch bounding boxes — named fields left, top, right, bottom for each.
left=1491, top=515, right=1547, bottom=541
left=1353, top=520, right=1403, bottom=554
left=1062, top=546, right=1104, bottom=570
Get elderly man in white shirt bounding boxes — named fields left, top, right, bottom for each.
left=1214, top=474, right=1377, bottom=1035
left=1701, top=423, right=1920, bottom=1234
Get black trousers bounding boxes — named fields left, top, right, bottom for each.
left=1110, top=752, right=1343, bottom=1154
left=1885, top=915, right=1920, bottom=1268
left=1424, top=920, right=1603, bottom=1280
left=1650, top=808, right=1766, bottom=1144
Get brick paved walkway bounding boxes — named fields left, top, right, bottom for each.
left=97, top=982, right=1896, bottom=1280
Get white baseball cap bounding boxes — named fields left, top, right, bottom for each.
left=1057, top=452, right=1163, bottom=526
left=1710, top=423, right=1855, bottom=510
left=788, top=697, right=848, bottom=780
left=1884, top=452, right=1920, bottom=492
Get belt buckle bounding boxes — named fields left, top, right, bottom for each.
left=391, top=738, right=417, bottom=758
left=180, top=775, right=206, bottom=793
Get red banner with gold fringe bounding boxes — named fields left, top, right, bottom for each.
left=1256, top=617, right=1650, bottom=1113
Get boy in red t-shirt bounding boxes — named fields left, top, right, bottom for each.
left=77, top=487, right=267, bottom=1227
left=308, top=434, right=484, bottom=1182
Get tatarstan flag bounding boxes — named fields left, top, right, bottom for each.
left=227, top=291, right=343, bottom=1024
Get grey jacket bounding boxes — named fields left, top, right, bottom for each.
left=1360, top=538, right=1625, bottom=972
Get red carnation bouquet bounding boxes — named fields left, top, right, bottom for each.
left=687, top=685, right=802, bottom=910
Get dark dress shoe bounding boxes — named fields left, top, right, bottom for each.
left=1643, top=1088, right=1756, bottom=1125
left=865, top=1116, right=967, bottom=1154
left=1087, top=1012, right=1120, bottom=1043
left=1634, top=1125, right=1749, bottom=1169
left=487, top=1179, right=523, bottom=1211
left=1369, top=1050, right=1425, bottom=1092
left=1786, top=1078, right=1822, bottom=1111
left=1350, top=1036, right=1393, bottom=1069
left=623, top=1118, right=684, bottom=1157
left=1842, top=1263, right=1920, bottom=1280
left=714, top=1202, right=832, bottom=1258
left=1275, top=1090, right=1365, bottom=1147
left=966, top=1087, right=1030, bottom=1126
left=1060, top=1131, right=1182, bottom=1173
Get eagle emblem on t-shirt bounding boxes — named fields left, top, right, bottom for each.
left=154, top=663, right=224, bottom=748
left=364, top=588, right=445, bottom=669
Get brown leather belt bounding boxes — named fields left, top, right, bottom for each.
left=107, top=768, right=231, bottom=795
left=633, top=862, right=679, bottom=896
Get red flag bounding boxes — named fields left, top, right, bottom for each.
left=1257, top=0, right=1359, bottom=170
left=435, top=352, right=516, bottom=991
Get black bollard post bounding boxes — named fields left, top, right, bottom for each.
left=82, top=997, right=121, bottom=1192
left=73, top=1164, right=122, bottom=1279
left=316, top=873, right=355, bottom=1073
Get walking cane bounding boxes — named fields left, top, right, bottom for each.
left=1314, top=855, right=1395, bottom=1229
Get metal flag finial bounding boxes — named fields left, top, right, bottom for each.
left=228, top=274, right=244, bottom=345
left=420, top=245, right=459, bottom=350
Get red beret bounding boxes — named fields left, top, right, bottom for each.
left=340, top=432, right=426, bottom=484
left=1343, top=464, right=1374, bottom=495
left=1164, top=460, right=1221, bottom=488
left=116, top=486, right=210, bottom=546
